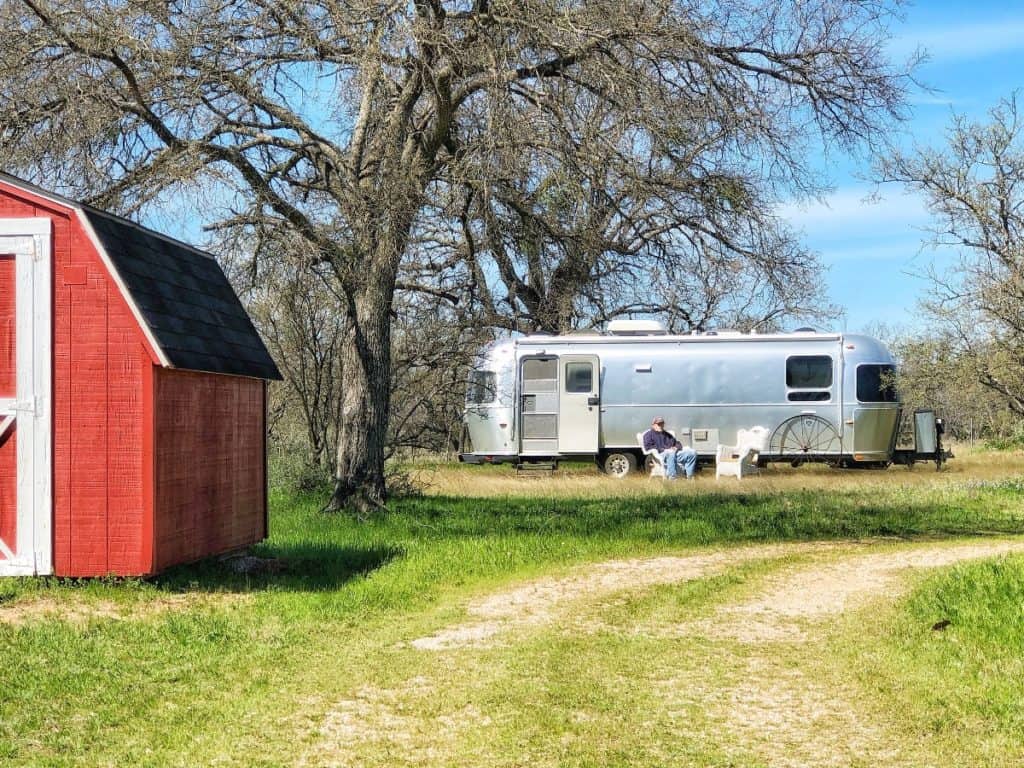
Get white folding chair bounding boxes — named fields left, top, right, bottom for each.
left=637, top=431, right=667, bottom=478
left=715, top=426, right=769, bottom=480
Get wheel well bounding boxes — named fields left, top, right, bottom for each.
left=598, top=448, right=643, bottom=463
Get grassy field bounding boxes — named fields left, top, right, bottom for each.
left=842, top=552, right=1024, bottom=765
left=0, top=446, right=1023, bottom=766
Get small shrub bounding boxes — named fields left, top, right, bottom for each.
left=268, top=448, right=332, bottom=493
left=985, top=431, right=1024, bottom=451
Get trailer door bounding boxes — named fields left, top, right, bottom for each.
left=0, top=220, right=53, bottom=576
left=558, top=354, right=600, bottom=454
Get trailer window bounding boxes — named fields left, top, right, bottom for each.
left=788, top=391, right=831, bottom=402
left=857, top=364, right=897, bottom=402
left=565, top=362, right=593, bottom=393
left=467, top=370, right=497, bottom=404
left=786, top=356, right=833, bottom=388
left=522, top=358, right=557, bottom=391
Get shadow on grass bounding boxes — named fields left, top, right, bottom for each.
left=150, top=481, right=1024, bottom=594
left=153, top=543, right=404, bottom=593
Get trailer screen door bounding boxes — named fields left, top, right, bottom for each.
left=558, top=355, right=599, bottom=453
left=521, top=357, right=558, bottom=455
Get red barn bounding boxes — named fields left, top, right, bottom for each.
left=0, top=174, right=281, bottom=577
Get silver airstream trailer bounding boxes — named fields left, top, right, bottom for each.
left=460, top=321, right=945, bottom=476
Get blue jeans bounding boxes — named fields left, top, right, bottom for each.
left=658, top=447, right=698, bottom=479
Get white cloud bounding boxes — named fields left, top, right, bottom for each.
left=777, top=188, right=945, bottom=330
left=891, top=18, right=1024, bottom=62
left=907, top=93, right=959, bottom=107
left=817, top=242, right=924, bottom=264
left=777, top=187, right=931, bottom=239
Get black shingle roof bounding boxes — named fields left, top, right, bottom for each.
left=81, top=209, right=282, bottom=381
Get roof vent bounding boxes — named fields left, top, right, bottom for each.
left=607, top=319, right=668, bottom=336
left=792, top=326, right=817, bottom=333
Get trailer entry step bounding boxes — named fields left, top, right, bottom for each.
left=515, top=460, right=558, bottom=475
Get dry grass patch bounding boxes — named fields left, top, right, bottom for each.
left=705, top=656, right=911, bottom=768
left=298, top=676, right=496, bottom=768
left=0, top=592, right=249, bottom=627
left=420, top=444, right=1024, bottom=499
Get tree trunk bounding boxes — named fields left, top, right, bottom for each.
left=324, top=168, right=425, bottom=513
left=325, top=285, right=393, bottom=514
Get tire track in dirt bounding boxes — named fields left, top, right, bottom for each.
left=296, top=677, right=493, bottom=768
left=304, top=538, right=1024, bottom=767
left=408, top=542, right=812, bottom=650
left=690, top=539, right=1024, bottom=643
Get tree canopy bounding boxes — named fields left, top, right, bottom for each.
left=879, top=94, right=1024, bottom=416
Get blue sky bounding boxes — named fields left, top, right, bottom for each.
left=784, top=1, right=1024, bottom=333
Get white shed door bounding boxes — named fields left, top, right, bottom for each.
left=0, top=219, right=53, bottom=576
left=557, top=354, right=600, bottom=454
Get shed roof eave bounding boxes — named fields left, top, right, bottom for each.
left=74, top=207, right=172, bottom=368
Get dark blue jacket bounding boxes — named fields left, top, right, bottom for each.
left=643, top=428, right=681, bottom=452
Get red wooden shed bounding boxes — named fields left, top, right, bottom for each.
left=0, top=174, right=281, bottom=577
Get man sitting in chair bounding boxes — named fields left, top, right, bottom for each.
left=643, top=417, right=698, bottom=480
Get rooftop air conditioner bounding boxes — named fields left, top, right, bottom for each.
left=606, top=319, right=668, bottom=336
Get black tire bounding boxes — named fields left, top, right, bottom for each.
left=601, top=451, right=638, bottom=478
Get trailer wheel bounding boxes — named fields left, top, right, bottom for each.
left=601, top=452, right=637, bottom=478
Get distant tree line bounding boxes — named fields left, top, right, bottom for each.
left=875, top=330, right=1019, bottom=446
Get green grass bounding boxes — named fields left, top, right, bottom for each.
left=0, top=463, right=1023, bottom=765
left=846, top=554, right=1024, bottom=765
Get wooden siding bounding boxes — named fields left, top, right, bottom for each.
left=0, top=254, right=16, bottom=550
left=153, top=369, right=266, bottom=571
left=0, top=186, right=157, bottom=576
left=0, top=254, right=12, bottom=395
